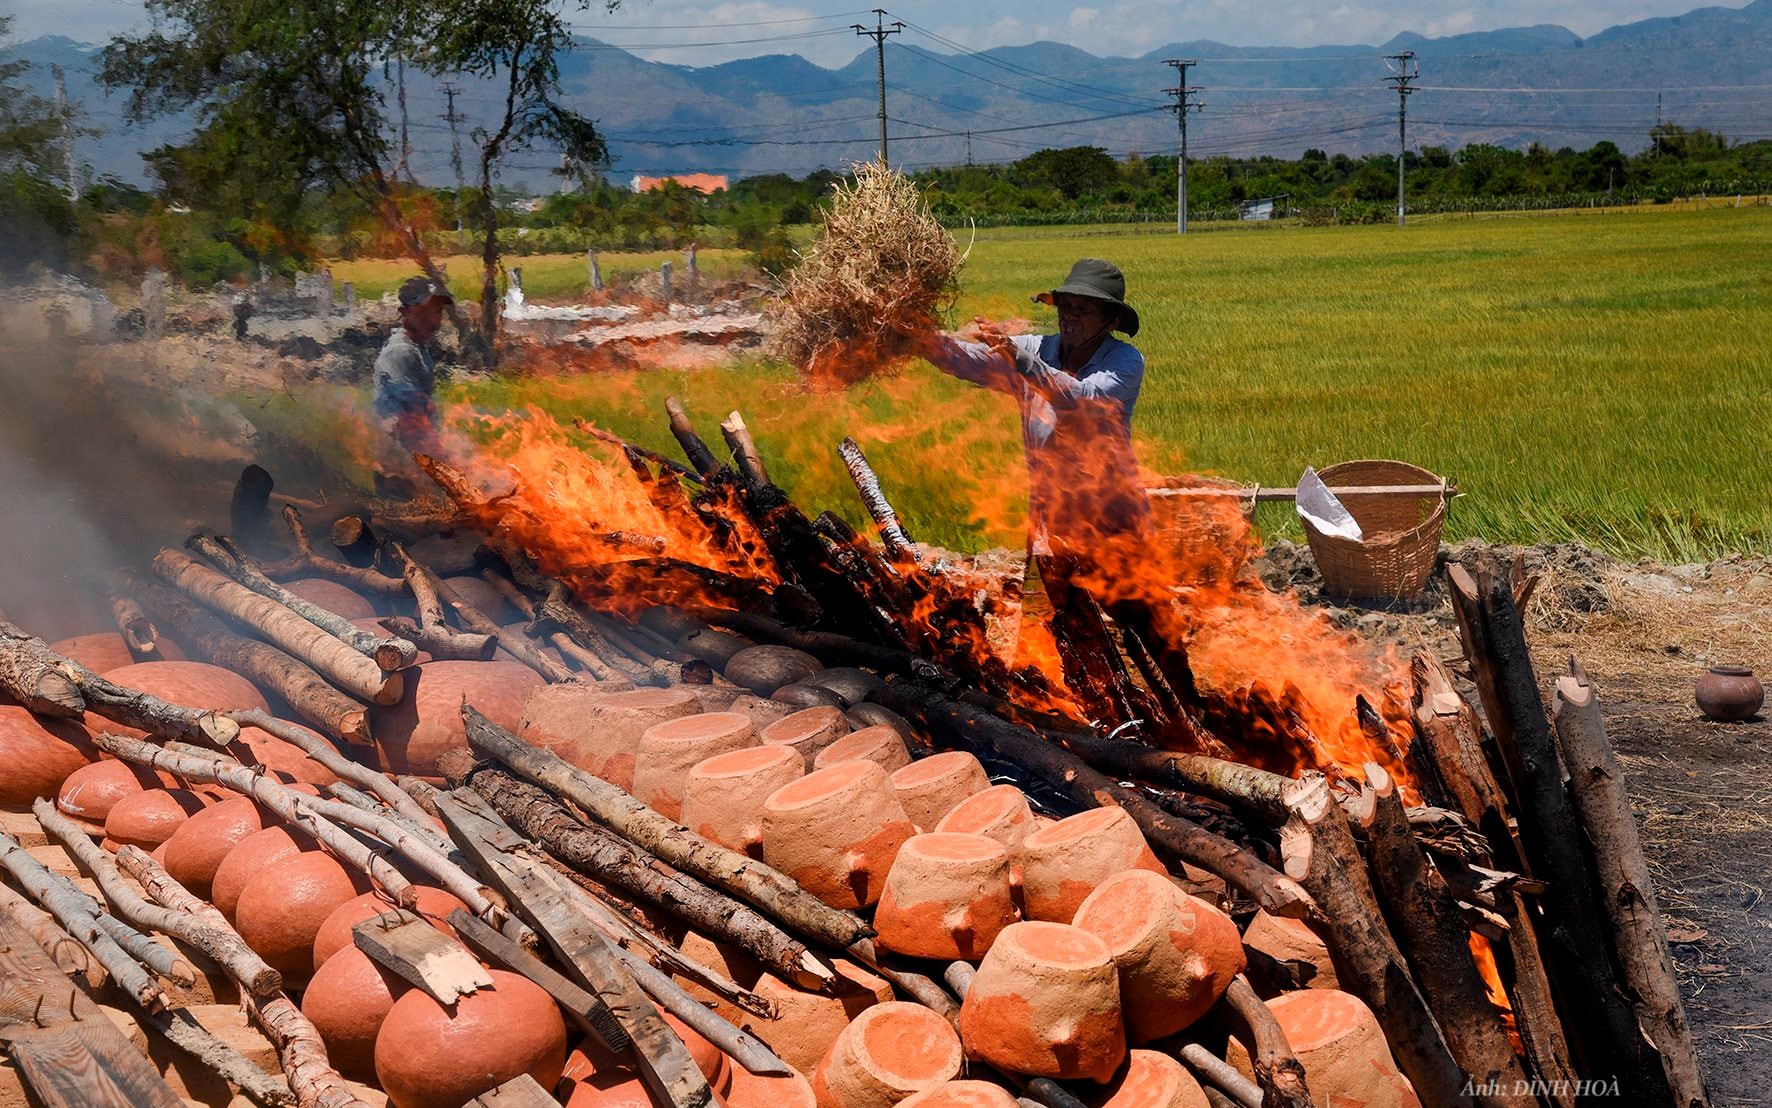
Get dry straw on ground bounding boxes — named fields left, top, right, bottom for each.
left=771, top=160, right=962, bottom=387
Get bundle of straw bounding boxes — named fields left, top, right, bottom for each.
left=771, top=160, right=962, bottom=387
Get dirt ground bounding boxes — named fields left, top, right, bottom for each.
left=1260, top=539, right=1772, bottom=1105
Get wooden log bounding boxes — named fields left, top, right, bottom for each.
left=328, top=514, right=379, bottom=567
left=322, top=782, right=458, bottom=861
left=837, top=437, right=916, bottom=560
left=1469, top=560, right=1673, bottom=1101
left=1221, top=976, right=1312, bottom=1108
left=107, top=588, right=161, bottom=659
left=260, top=505, right=407, bottom=597
left=462, top=704, right=873, bottom=950
left=478, top=568, right=609, bottom=675
left=379, top=615, right=499, bottom=661
left=535, top=588, right=654, bottom=685
left=188, top=533, right=417, bottom=671
left=1552, top=667, right=1709, bottom=1108
left=870, top=682, right=1316, bottom=920
left=665, top=396, right=728, bottom=479
left=352, top=909, right=492, bottom=1005
left=229, top=709, right=430, bottom=830
left=0, top=828, right=166, bottom=1011
left=111, top=845, right=372, bottom=1108
left=93, top=734, right=417, bottom=909
left=572, top=417, right=705, bottom=486
left=1492, top=889, right=1579, bottom=1108
left=124, top=571, right=372, bottom=745
left=35, top=799, right=281, bottom=997
left=230, top=464, right=278, bottom=554
left=153, top=550, right=402, bottom=706
left=453, top=758, right=835, bottom=990
left=433, top=791, right=713, bottom=1107
left=1444, top=563, right=1525, bottom=799
left=719, top=410, right=772, bottom=488
left=0, top=880, right=106, bottom=987
left=146, top=1007, right=298, bottom=1108
left=4, top=1020, right=186, bottom=1108
left=386, top=535, right=568, bottom=682
left=1345, top=769, right=1530, bottom=1105
left=1277, top=773, right=1468, bottom=1107
left=1176, top=1044, right=1263, bottom=1108
left=0, top=617, right=240, bottom=744
left=847, top=938, right=961, bottom=1024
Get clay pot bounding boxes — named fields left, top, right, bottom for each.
left=746, top=961, right=895, bottom=1075
left=312, top=886, right=469, bottom=969
left=235, top=723, right=340, bottom=787
left=1019, top=807, right=1165, bottom=923
left=212, top=825, right=317, bottom=919
left=1697, top=665, right=1764, bottom=721
left=727, top=693, right=798, bottom=731
left=235, top=850, right=373, bottom=984
left=804, top=667, right=881, bottom=709
left=898, top=1081, right=1021, bottom=1108
left=375, top=968, right=567, bottom=1108
left=99, top=662, right=270, bottom=737
left=49, top=632, right=184, bottom=673
left=1088, top=1050, right=1211, bottom=1108
left=0, top=705, right=97, bottom=808
left=934, top=785, right=1037, bottom=874
left=162, top=796, right=267, bottom=899
left=302, top=943, right=409, bottom=1082
left=679, top=627, right=755, bottom=670
left=958, top=921, right=1126, bottom=1083
left=1227, top=989, right=1415, bottom=1108
left=57, top=760, right=172, bottom=828
left=725, top=645, right=823, bottom=696
left=762, top=705, right=851, bottom=771
left=370, top=660, right=543, bottom=778
left=727, top=1064, right=818, bottom=1108
left=762, top=760, right=917, bottom=909
left=281, top=577, right=377, bottom=621
left=520, top=685, right=702, bottom=789
left=1242, top=909, right=1338, bottom=991
left=681, top=743, right=804, bottom=855
left=772, top=683, right=848, bottom=711
left=812, top=1001, right=963, bottom=1108
left=845, top=703, right=918, bottom=746
left=105, top=787, right=208, bottom=851
left=875, top=833, right=1018, bottom=961
left=891, top=752, right=991, bottom=831
left=633, top=712, right=758, bottom=819
left=558, top=1008, right=731, bottom=1105
left=814, top=725, right=913, bottom=775
left=1071, top=870, right=1244, bottom=1041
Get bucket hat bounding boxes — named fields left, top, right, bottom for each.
left=1033, top=258, right=1138, bottom=337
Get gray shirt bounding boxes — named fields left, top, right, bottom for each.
left=372, top=328, right=436, bottom=422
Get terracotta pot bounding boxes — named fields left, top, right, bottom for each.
left=0, top=704, right=97, bottom=808
left=727, top=1064, right=818, bottom=1108
left=763, top=705, right=851, bottom=771
left=725, top=645, right=824, bottom=696
left=211, top=825, right=317, bottom=919
left=746, top=961, right=895, bottom=1075
left=49, top=632, right=181, bottom=674
left=1227, top=989, right=1415, bottom=1108
left=681, top=743, right=804, bottom=856
left=891, top=751, right=992, bottom=831
left=375, top=968, right=567, bottom=1108
left=875, top=833, right=1018, bottom=961
left=281, top=577, right=377, bottom=621
left=1019, top=807, right=1166, bottom=923
left=898, top=1081, right=1021, bottom=1108
left=633, top=712, right=758, bottom=819
left=1072, top=870, right=1243, bottom=1042
left=520, top=685, right=702, bottom=789
left=235, top=723, right=340, bottom=787
left=558, top=1009, right=731, bottom=1105
left=762, top=760, right=917, bottom=909
left=812, top=1001, right=963, bottom=1108
left=235, top=850, right=373, bottom=985
left=57, top=760, right=172, bottom=827
left=370, top=660, right=544, bottom=778
left=814, top=725, right=913, bottom=775
left=1241, top=909, right=1338, bottom=991
left=934, top=784, right=1037, bottom=874
left=104, top=787, right=208, bottom=851
left=311, top=886, right=469, bottom=969
left=163, top=795, right=267, bottom=898
left=772, top=683, right=847, bottom=711
left=302, top=943, right=409, bottom=1082
left=99, top=661, right=270, bottom=737
left=1696, top=665, right=1764, bottom=721
left=727, top=692, right=798, bottom=731
left=958, top=921, right=1126, bottom=1083
left=1088, top=1050, right=1211, bottom=1108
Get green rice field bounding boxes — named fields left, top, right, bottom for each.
left=334, top=206, right=1772, bottom=561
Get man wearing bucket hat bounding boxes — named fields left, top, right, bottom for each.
left=373, top=276, right=454, bottom=451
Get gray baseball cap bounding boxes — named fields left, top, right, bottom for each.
left=398, top=276, right=455, bottom=307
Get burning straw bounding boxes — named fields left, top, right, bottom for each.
left=771, top=160, right=962, bottom=387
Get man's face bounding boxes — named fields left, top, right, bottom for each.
left=1053, top=294, right=1113, bottom=348
left=403, top=298, right=448, bottom=342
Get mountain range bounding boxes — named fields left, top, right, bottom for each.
left=10, top=0, right=1772, bottom=189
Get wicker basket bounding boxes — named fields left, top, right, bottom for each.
left=1147, top=474, right=1259, bottom=585
left=1300, top=460, right=1449, bottom=602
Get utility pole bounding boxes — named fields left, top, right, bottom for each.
left=1654, top=91, right=1664, bottom=155
left=1384, top=50, right=1418, bottom=226
left=51, top=64, right=78, bottom=201
left=965, top=131, right=973, bottom=167
left=441, top=84, right=466, bottom=232
left=1162, top=59, right=1202, bottom=234
left=854, top=9, right=903, bottom=166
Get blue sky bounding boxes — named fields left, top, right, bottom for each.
left=8, top=0, right=1745, bottom=64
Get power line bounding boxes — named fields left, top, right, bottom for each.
left=569, top=11, right=869, bottom=30
left=577, top=28, right=856, bottom=51
left=895, top=18, right=1165, bottom=109
left=855, top=9, right=903, bottom=165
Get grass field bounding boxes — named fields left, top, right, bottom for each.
left=346, top=206, right=1771, bottom=561
left=330, top=247, right=754, bottom=303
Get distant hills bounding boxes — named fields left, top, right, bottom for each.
left=10, top=1, right=1772, bottom=188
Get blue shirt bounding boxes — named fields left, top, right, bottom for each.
left=372, top=328, right=437, bottom=423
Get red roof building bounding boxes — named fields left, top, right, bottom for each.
left=629, top=173, right=728, bottom=195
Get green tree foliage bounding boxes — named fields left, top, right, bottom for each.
left=1, top=15, right=80, bottom=276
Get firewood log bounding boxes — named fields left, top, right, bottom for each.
left=262, top=505, right=408, bottom=596
left=1221, top=977, right=1312, bottom=1108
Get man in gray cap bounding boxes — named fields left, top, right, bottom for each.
left=373, top=276, right=454, bottom=451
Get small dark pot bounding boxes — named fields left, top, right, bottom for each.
left=1696, top=666, right=1764, bottom=722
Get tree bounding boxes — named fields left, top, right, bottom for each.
left=1011, top=146, right=1119, bottom=201
left=0, top=15, right=81, bottom=274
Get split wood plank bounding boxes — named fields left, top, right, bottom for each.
left=469, top=1073, right=559, bottom=1107
left=448, top=908, right=626, bottom=1045
left=352, top=910, right=492, bottom=1006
